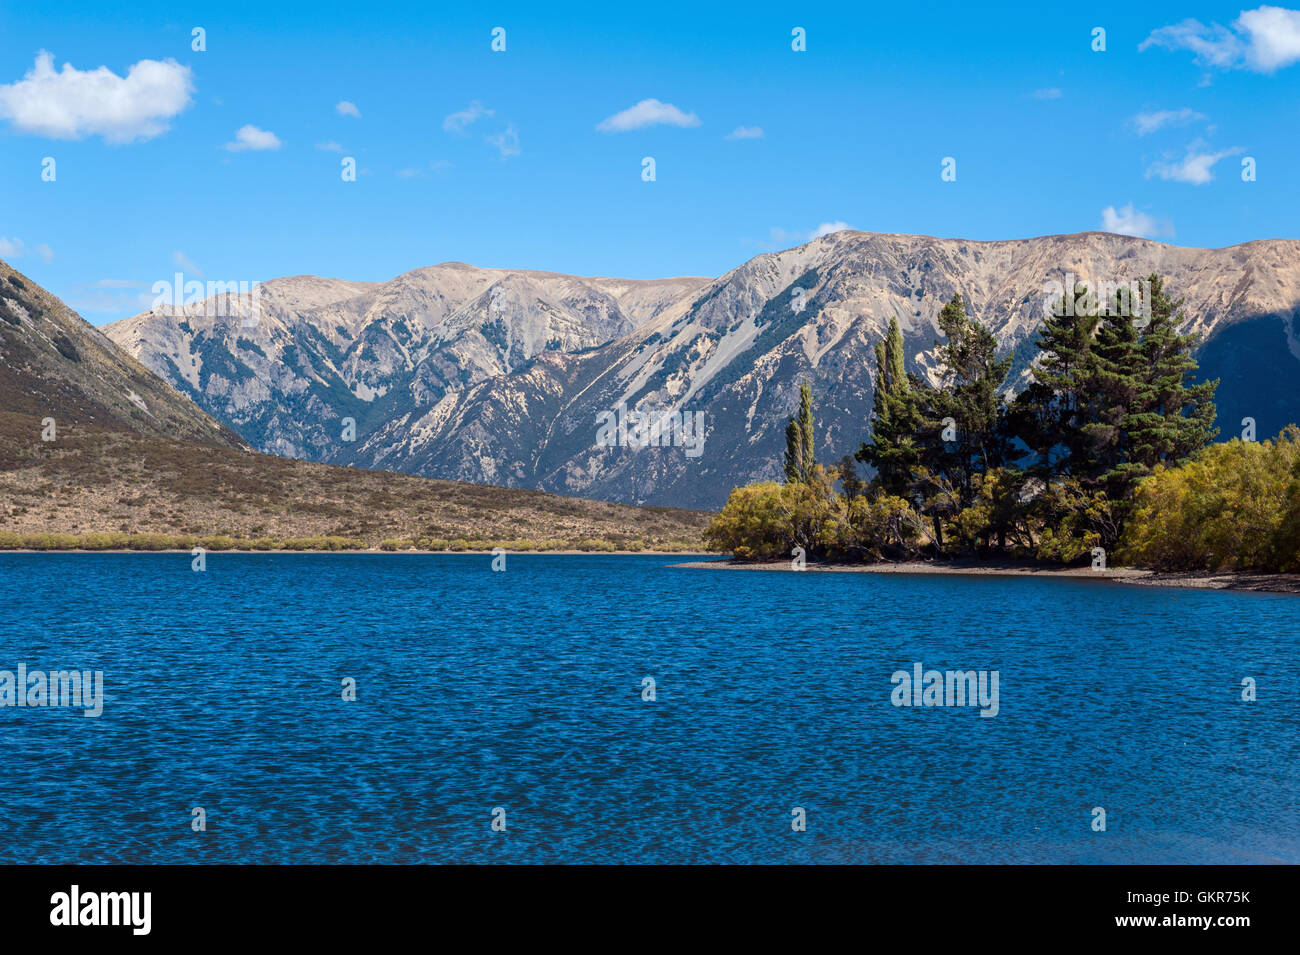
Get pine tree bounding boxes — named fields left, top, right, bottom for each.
left=858, top=317, right=927, bottom=496
left=784, top=380, right=816, bottom=483
left=1123, top=275, right=1218, bottom=477
left=929, top=293, right=1012, bottom=508
left=1081, top=306, right=1143, bottom=491
left=880, top=314, right=906, bottom=389
left=1020, top=286, right=1102, bottom=474
left=800, top=382, right=815, bottom=479
left=784, top=418, right=804, bottom=484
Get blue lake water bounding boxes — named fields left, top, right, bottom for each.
left=1, top=552, right=1297, bottom=864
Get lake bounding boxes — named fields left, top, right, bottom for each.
left=1, top=552, right=1296, bottom=864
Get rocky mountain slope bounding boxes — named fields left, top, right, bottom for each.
left=106, top=232, right=1300, bottom=509
left=106, top=264, right=707, bottom=462
left=0, top=258, right=244, bottom=450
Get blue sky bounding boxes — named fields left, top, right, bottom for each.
left=1, top=0, right=1298, bottom=323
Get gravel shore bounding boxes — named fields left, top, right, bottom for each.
left=672, top=558, right=1300, bottom=594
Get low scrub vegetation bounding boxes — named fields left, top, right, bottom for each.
left=0, top=532, right=369, bottom=551
left=0, top=531, right=704, bottom=554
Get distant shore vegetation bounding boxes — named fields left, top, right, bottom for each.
left=0, top=532, right=702, bottom=553
left=707, top=276, right=1300, bottom=574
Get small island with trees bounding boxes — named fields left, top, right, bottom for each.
left=704, top=276, right=1300, bottom=582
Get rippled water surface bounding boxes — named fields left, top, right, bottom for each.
left=1, top=553, right=1297, bottom=864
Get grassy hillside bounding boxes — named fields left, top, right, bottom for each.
left=0, top=412, right=710, bottom=551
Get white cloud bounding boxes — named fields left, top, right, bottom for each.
left=0, top=238, right=53, bottom=264
left=1133, top=107, right=1207, bottom=134
left=809, top=221, right=851, bottom=239
left=1239, top=5, right=1300, bottom=69
left=1140, top=19, right=1241, bottom=68
left=1101, top=203, right=1173, bottom=238
left=762, top=222, right=853, bottom=247
left=596, top=98, right=701, bottom=132
left=725, top=125, right=764, bottom=140
left=486, top=123, right=520, bottom=158
left=172, top=251, right=203, bottom=278
left=335, top=100, right=361, bottom=118
left=0, top=51, right=193, bottom=143
left=395, top=161, right=452, bottom=178
left=443, top=100, right=493, bottom=133
left=1145, top=141, right=1243, bottom=184
left=316, top=140, right=345, bottom=152
left=224, top=124, right=281, bottom=151
left=1031, top=87, right=1063, bottom=99
left=1141, top=6, right=1300, bottom=73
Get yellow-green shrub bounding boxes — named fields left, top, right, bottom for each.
left=705, top=470, right=924, bottom=561
left=1120, top=431, right=1300, bottom=571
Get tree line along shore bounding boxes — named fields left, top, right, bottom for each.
left=705, top=276, right=1300, bottom=576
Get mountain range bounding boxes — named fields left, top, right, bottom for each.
left=0, top=258, right=707, bottom=547
left=105, top=231, right=1300, bottom=509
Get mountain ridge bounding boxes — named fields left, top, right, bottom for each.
left=105, top=230, right=1300, bottom=508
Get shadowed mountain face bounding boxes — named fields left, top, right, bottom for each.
left=106, top=232, right=1300, bottom=509
left=0, top=258, right=245, bottom=453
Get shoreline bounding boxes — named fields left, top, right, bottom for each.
left=0, top=549, right=714, bottom=557
left=5, top=549, right=1296, bottom=592
left=671, top=558, right=1300, bottom=594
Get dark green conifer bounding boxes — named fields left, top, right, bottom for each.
left=928, top=293, right=1012, bottom=508
left=858, top=317, right=927, bottom=496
